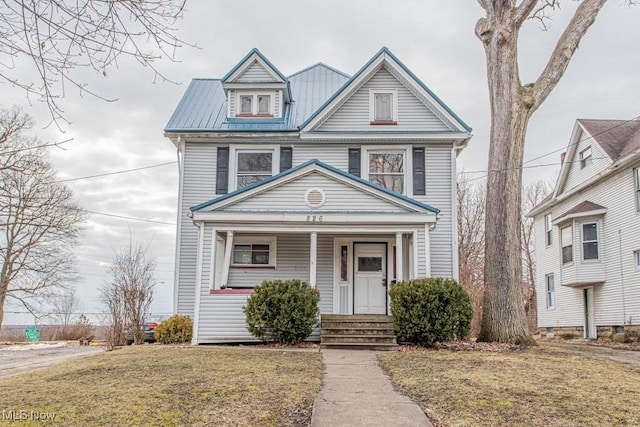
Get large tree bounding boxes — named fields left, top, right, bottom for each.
left=475, top=0, right=614, bottom=344
left=0, top=107, right=85, bottom=328
left=0, top=0, right=187, bottom=124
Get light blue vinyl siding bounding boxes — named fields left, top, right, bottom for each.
left=317, top=67, right=451, bottom=132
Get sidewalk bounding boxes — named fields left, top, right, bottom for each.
left=311, top=349, right=431, bottom=427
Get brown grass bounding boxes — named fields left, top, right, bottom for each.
left=0, top=346, right=322, bottom=426
left=379, top=346, right=640, bottom=427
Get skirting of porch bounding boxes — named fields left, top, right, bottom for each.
left=320, top=314, right=398, bottom=351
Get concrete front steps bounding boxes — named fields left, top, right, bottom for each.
left=320, top=314, right=398, bottom=351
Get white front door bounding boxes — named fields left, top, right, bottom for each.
left=354, top=243, right=387, bottom=314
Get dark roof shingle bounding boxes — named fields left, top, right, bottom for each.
left=578, top=119, right=640, bottom=161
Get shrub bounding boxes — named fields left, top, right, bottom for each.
left=244, top=279, right=320, bottom=344
left=389, top=278, right=473, bottom=347
left=154, top=315, right=193, bottom=344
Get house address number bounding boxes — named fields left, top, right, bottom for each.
left=306, top=215, right=323, bottom=222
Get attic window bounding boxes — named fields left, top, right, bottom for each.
left=235, top=92, right=274, bottom=117
left=369, top=89, right=398, bottom=125
left=579, top=146, right=592, bottom=169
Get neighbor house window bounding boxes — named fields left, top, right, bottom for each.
left=369, top=89, right=398, bottom=124
left=367, top=150, right=405, bottom=193
left=544, top=214, right=552, bottom=246
left=235, top=92, right=273, bottom=116
left=634, top=250, right=640, bottom=270
left=235, top=150, right=274, bottom=189
left=582, top=222, right=599, bottom=260
left=634, top=168, right=640, bottom=211
left=545, top=273, right=555, bottom=309
left=579, top=146, right=592, bottom=169
left=231, top=237, right=276, bottom=267
left=561, top=225, right=573, bottom=264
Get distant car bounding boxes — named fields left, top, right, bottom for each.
left=124, top=315, right=168, bottom=345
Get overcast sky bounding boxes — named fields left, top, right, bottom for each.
left=3, top=1, right=639, bottom=325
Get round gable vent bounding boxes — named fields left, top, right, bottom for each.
left=305, top=188, right=326, bottom=209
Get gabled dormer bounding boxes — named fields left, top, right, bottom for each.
left=222, top=49, right=292, bottom=120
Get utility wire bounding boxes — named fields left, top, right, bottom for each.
left=57, top=161, right=176, bottom=183
left=85, top=210, right=176, bottom=225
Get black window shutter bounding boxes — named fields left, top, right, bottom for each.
left=280, top=146, right=292, bottom=172
left=413, top=147, right=425, bottom=195
left=348, top=148, right=361, bottom=177
left=216, top=146, right=229, bottom=194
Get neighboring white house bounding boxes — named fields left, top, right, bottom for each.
left=529, top=119, right=640, bottom=339
left=164, top=48, right=472, bottom=344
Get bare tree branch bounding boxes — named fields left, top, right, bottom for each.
left=531, top=0, right=608, bottom=111
left=0, top=0, right=192, bottom=127
left=0, top=107, right=85, bottom=329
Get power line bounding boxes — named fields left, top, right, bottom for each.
left=458, top=116, right=640, bottom=179
left=57, top=161, right=176, bottom=183
left=85, top=210, right=176, bottom=225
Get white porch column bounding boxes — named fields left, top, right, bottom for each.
left=192, top=222, right=204, bottom=345
left=395, top=232, right=403, bottom=282
left=310, top=232, right=318, bottom=288
left=221, top=231, right=234, bottom=288
left=424, top=225, right=432, bottom=278
left=412, top=230, right=419, bottom=279
left=209, top=229, right=218, bottom=289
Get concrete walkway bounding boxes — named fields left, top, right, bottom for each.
left=311, top=349, right=431, bottom=427
left=541, top=341, right=640, bottom=367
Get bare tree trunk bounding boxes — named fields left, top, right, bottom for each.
left=475, top=0, right=609, bottom=344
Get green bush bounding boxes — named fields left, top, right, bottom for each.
left=243, top=279, right=320, bottom=344
left=389, top=278, right=473, bottom=347
left=154, top=315, right=193, bottom=344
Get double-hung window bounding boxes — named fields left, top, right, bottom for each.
left=544, top=214, right=552, bottom=246
left=369, top=89, right=398, bottom=124
left=235, top=150, right=275, bottom=189
left=634, top=250, right=640, bottom=270
left=545, top=273, right=555, bottom=309
left=561, top=225, right=573, bottom=264
left=582, top=222, right=599, bottom=260
left=367, top=150, right=405, bottom=194
left=579, top=146, right=592, bottom=169
left=236, top=92, right=273, bottom=116
left=634, top=168, right=640, bottom=211
left=231, top=237, right=276, bottom=267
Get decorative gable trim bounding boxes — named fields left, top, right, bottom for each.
left=222, top=48, right=287, bottom=84
left=300, top=47, right=472, bottom=134
left=191, top=159, right=440, bottom=214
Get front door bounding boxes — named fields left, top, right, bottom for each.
left=354, top=243, right=387, bottom=314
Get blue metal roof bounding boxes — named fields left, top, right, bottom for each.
left=164, top=47, right=471, bottom=134
left=191, top=158, right=440, bottom=214
left=165, top=63, right=349, bottom=133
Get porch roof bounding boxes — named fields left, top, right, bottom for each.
left=191, top=159, right=440, bottom=214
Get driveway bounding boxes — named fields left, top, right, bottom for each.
left=0, top=342, right=105, bottom=378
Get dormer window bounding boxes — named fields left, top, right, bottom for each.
left=235, top=92, right=274, bottom=117
left=369, top=89, right=398, bottom=125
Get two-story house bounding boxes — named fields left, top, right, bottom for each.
left=529, top=119, right=640, bottom=339
left=164, top=48, right=472, bottom=344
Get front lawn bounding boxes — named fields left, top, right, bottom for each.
left=379, top=346, right=640, bottom=427
left=0, top=346, right=322, bottom=426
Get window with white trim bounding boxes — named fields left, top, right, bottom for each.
left=634, top=250, right=640, bottom=270
left=545, top=273, right=555, bottom=309
left=369, top=89, right=398, bottom=124
left=544, top=214, right=552, bottom=246
left=581, top=222, right=599, bottom=261
left=231, top=236, right=276, bottom=267
left=235, top=92, right=274, bottom=117
left=234, top=149, right=277, bottom=189
left=634, top=168, right=640, bottom=212
left=561, top=225, right=573, bottom=264
left=579, top=146, right=592, bottom=169
left=366, top=150, right=406, bottom=194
